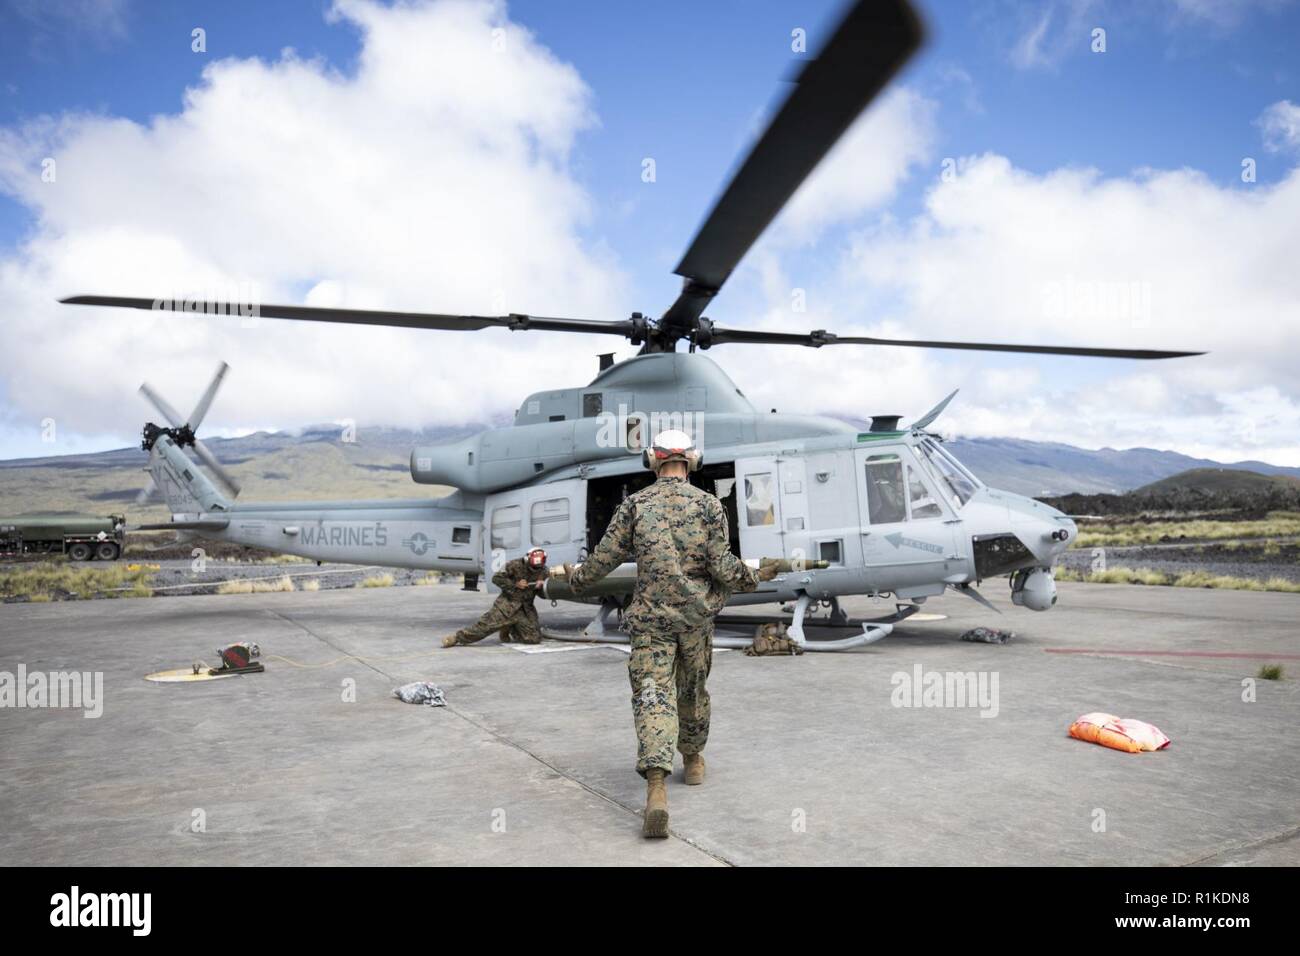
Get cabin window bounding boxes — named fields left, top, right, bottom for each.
left=818, top=540, right=843, bottom=565
left=907, top=466, right=943, bottom=519
left=530, top=497, right=569, bottom=546
left=452, top=526, right=471, bottom=544
left=742, top=473, right=775, bottom=526
left=864, top=454, right=907, bottom=524
left=490, top=505, right=521, bottom=550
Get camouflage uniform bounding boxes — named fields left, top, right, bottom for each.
left=569, top=477, right=758, bottom=776
left=450, top=557, right=547, bottom=645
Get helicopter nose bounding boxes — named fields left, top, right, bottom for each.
left=1039, top=513, right=1076, bottom=558
left=1004, top=494, right=1076, bottom=559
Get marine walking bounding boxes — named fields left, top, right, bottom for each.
left=567, top=429, right=778, bottom=837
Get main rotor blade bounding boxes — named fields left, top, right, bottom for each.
left=705, top=326, right=1204, bottom=359
left=138, top=381, right=186, bottom=427
left=188, top=360, right=230, bottom=432
left=664, top=0, right=924, bottom=333
left=61, top=295, right=634, bottom=337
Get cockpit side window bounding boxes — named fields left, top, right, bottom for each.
left=906, top=464, right=943, bottom=519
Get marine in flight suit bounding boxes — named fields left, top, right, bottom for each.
left=443, top=549, right=548, bottom=646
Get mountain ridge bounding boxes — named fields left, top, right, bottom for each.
left=2, top=423, right=1296, bottom=503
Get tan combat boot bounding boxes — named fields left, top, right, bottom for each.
left=683, top=753, right=706, bottom=786
left=441, top=634, right=461, bottom=648
left=643, top=769, right=669, bottom=838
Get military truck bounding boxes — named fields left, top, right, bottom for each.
left=0, top=514, right=127, bottom=561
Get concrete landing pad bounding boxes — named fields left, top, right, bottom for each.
left=1, top=582, right=1296, bottom=866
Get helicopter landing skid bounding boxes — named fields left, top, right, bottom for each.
left=555, top=594, right=918, bottom=652
left=714, top=594, right=918, bottom=634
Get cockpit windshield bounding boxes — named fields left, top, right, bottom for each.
left=917, top=439, right=980, bottom=508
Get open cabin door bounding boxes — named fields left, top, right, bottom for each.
left=481, top=479, right=587, bottom=595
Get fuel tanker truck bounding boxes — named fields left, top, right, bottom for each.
left=0, top=514, right=126, bottom=561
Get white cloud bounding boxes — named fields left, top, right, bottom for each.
left=1010, top=7, right=1056, bottom=70
left=1000, top=0, right=1292, bottom=71
left=723, top=153, right=1300, bottom=465
left=0, top=0, right=628, bottom=450
left=1257, top=99, right=1300, bottom=153
left=1, top=0, right=1297, bottom=474
left=770, top=88, right=938, bottom=243
left=1004, top=0, right=1102, bottom=71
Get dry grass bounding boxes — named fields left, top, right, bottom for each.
left=215, top=574, right=296, bottom=595
left=1072, top=512, right=1300, bottom=549
left=412, top=572, right=442, bottom=586
left=0, top=562, right=154, bottom=601
left=359, top=573, right=394, bottom=588
left=1056, top=565, right=1300, bottom=593
left=1056, top=566, right=1168, bottom=585
left=301, top=579, right=321, bottom=592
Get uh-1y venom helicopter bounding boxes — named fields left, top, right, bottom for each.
left=61, top=0, right=1201, bottom=650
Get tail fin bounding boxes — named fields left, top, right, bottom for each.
left=144, top=427, right=232, bottom=514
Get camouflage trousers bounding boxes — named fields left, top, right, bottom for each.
left=628, top=623, right=713, bottom=776
left=453, top=599, right=541, bottom=645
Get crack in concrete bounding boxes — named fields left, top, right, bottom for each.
left=1179, top=822, right=1300, bottom=866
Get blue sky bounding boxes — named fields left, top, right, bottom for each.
left=1, top=0, right=1298, bottom=463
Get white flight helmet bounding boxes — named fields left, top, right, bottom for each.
left=642, top=428, right=703, bottom=473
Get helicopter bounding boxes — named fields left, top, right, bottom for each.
left=60, top=0, right=1202, bottom=649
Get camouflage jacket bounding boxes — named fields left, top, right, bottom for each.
left=491, top=557, right=547, bottom=606
left=569, top=476, right=758, bottom=633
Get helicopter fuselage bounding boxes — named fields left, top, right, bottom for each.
left=145, top=352, right=1075, bottom=611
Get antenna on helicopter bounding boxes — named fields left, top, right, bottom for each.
left=910, top=390, right=959, bottom=432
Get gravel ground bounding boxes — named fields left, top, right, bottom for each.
left=142, top=558, right=464, bottom=595
left=1058, top=540, right=1300, bottom=583
left=0, top=557, right=473, bottom=602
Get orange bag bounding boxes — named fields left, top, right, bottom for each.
left=1069, top=712, right=1170, bottom=753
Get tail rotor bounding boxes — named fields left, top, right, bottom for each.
left=136, top=361, right=242, bottom=503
